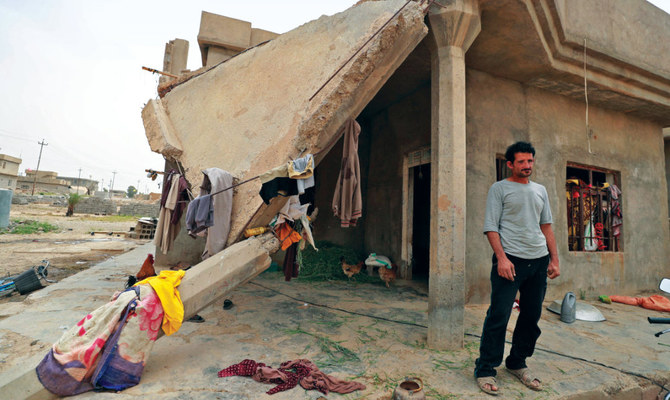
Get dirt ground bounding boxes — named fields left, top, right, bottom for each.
left=0, top=203, right=152, bottom=303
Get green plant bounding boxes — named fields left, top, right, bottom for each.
left=296, top=241, right=380, bottom=283
left=1, top=219, right=58, bottom=234
left=66, top=193, right=81, bottom=217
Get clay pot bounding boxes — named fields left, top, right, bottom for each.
left=393, top=377, right=425, bottom=400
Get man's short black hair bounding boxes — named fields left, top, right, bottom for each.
left=505, top=141, right=535, bottom=163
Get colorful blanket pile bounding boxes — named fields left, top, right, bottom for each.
left=36, top=285, right=164, bottom=396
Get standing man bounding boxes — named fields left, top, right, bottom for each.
left=475, top=141, right=560, bottom=396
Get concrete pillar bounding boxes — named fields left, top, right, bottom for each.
left=160, top=38, right=189, bottom=85
left=426, top=1, right=480, bottom=350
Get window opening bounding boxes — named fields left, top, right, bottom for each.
left=495, top=154, right=511, bottom=181
left=566, top=163, right=622, bottom=252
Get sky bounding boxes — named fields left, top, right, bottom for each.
left=0, top=0, right=358, bottom=194
left=0, top=0, right=668, bottom=195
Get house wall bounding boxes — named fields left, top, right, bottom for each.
left=313, top=68, right=669, bottom=304
left=466, top=69, right=670, bottom=303
left=665, top=137, right=670, bottom=218
left=0, top=155, right=21, bottom=191
left=363, top=87, right=431, bottom=264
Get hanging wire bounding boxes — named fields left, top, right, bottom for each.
left=309, top=0, right=414, bottom=101
left=584, top=38, right=594, bottom=155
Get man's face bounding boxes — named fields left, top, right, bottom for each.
left=507, top=152, right=534, bottom=178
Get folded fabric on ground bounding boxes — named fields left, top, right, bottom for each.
left=36, top=285, right=163, bottom=396
left=218, top=358, right=366, bottom=395
left=609, top=294, right=670, bottom=312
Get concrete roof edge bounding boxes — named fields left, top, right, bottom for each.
left=0, top=154, right=21, bottom=163
left=526, top=0, right=670, bottom=106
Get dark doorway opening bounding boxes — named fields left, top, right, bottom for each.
left=412, top=163, right=430, bottom=280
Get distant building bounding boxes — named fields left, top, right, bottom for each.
left=16, top=170, right=69, bottom=195
left=58, top=176, right=99, bottom=195
left=0, top=154, right=22, bottom=191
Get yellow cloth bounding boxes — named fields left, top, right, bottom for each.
left=259, top=164, right=289, bottom=184
left=287, top=156, right=314, bottom=179
left=135, top=270, right=185, bottom=336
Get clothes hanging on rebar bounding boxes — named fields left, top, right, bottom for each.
left=259, top=154, right=315, bottom=204
left=288, top=154, right=315, bottom=194
left=155, top=170, right=188, bottom=253
left=199, top=168, right=234, bottom=260
left=185, top=194, right=213, bottom=236
left=332, top=119, right=362, bottom=228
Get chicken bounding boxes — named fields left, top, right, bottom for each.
left=135, top=254, right=156, bottom=281
left=379, top=263, right=398, bottom=288
left=341, top=257, right=364, bottom=278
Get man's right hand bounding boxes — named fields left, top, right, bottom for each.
left=497, top=256, right=516, bottom=281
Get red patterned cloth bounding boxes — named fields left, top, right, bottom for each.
left=218, top=359, right=365, bottom=395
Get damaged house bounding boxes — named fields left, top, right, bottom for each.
left=142, top=0, right=670, bottom=350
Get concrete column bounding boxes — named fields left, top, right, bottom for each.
left=427, top=1, right=480, bottom=350
left=160, top=38, right=189, bottom=85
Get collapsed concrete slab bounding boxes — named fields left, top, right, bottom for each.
left=142, top=0, right=428, bottom=246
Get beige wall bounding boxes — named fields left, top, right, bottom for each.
left=466, top=69, right=670, bottom=303
left=312, top=67, right=670, bottom=304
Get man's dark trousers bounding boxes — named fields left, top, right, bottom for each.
left=475, top=253, right=550, bottom=377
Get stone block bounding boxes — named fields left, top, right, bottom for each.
left=141, top=98, right=183, bottom=159
left=204, top=46, right=238, bottom=67
left=198, top=12, right=251, bottom=52
left=250, top=28, right=279, bottom=46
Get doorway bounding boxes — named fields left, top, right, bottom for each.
left=400, top=147, right=431, bottom=280
left=411, top=163, right=430, bottom=279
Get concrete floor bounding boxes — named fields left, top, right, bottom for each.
left=1, top=242, right=669, bottom=399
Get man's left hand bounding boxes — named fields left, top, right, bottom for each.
left=547, top=259, right=560, bottom=279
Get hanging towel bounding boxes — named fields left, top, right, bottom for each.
left=185, top=194, right=214, bottom=236
left=135, top=270, right=185, bottom=336
left=154, top=172, right=182, bottom=253
left=200, top=168, right=233, bottom=259
left=332, top=119, right=362, bottom=227
left=288, top=154, right=315, bottom=194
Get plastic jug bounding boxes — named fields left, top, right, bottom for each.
left=560, top=292, right=577, bottom=323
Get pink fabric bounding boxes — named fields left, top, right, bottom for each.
left=218, top=358, right=366, bottom=395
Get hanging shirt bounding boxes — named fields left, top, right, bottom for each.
left=185, top=194, right=214, bottom=236
left=332, top=119, right=363, bottom=227
left=200, top=168, right=234, bottom=259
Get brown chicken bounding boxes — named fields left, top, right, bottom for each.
left=379, top=263, right=398, bottom=288
left=341, top=257, right=364, bottom=278
left=136, top=254, right=156, bottom=281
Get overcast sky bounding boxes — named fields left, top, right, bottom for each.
left=0, top=0, right=668, bottom=194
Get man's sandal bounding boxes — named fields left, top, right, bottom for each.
left=476, top=376, right=500, bottom=396
left=506, top=367, right=543, bottom=391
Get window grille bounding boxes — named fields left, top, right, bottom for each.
left=566, top=164, right=622, bottom=252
